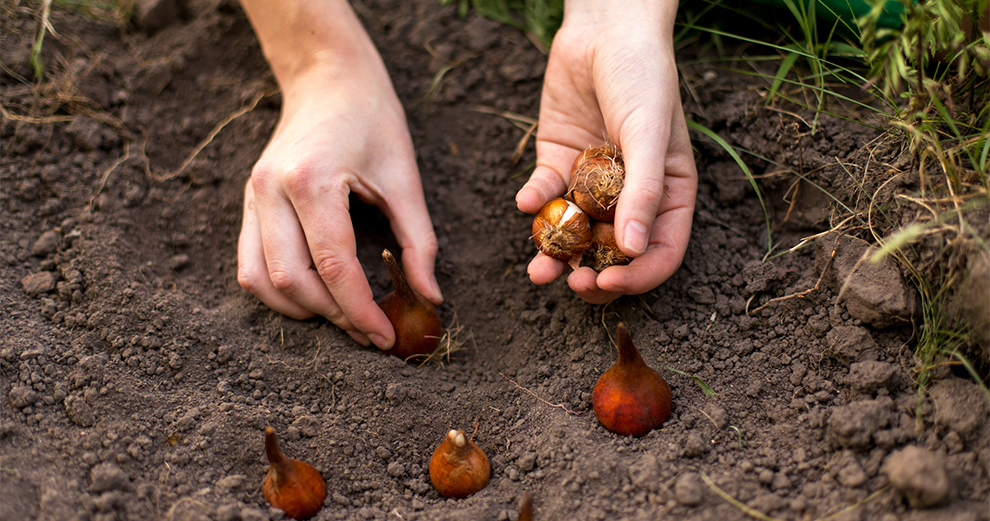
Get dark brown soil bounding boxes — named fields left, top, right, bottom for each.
left=2, top=1, right=988, bottom=520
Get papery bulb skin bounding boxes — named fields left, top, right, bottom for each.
left=377, top=249, right=442, bottom=360
left=567, top=139, right=624, bottom=222
left=262, top=427, right=327, bottom=520
left=532, top=198, right=592, bottom=262
left=592, top=323, right=672, bottom=437
left=429, top=428, right=491, bottom=498
left=589, top=221, right=630, bottom=272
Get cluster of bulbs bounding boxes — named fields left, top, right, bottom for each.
left=532, top=139, right=631, bottom=271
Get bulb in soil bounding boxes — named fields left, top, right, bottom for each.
left=592, top=323, right=672, bottom=437
left=429, top=428, right=491, bottom=498
left=567, top=139, right=624, bottom=222
left=518, top=492, right=534, bottom=521
left=588, top=221, right=631, bottom=271
left=377, top=249, right=442, bottom=360
left=532, top=198, right=592, bottom=262
left=262, top=426, right=327, bottom=520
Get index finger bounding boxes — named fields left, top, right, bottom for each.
left=292, top=177, right=396, bottom=350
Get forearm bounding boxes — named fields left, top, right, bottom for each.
left=563, top=0, right=678, bottom=36
left=239, top=0, right=380, bottom=93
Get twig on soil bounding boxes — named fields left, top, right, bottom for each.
left=701, top=472, right=782, bottom=521
left=498, top=373, right=581, bottom=415
left=813, top=485, right=891, bottom=521
left=87, top=141, right=132, bottom=209
left=747, top=241, right=837, bottom=315
left=469, top=105, right=539, bottom=165
left=153, top=88, right=276, bottom=182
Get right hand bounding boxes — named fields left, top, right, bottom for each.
left=236, top=41, right=442, bottom=351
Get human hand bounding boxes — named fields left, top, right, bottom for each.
left=515, top=0, right=697, bottom=304
left=236, top=1, right=441, bottom=350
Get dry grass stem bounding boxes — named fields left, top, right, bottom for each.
left=749, top=242, right=837, bottom=314
left=153, top=88, right=276, bottom=182
left=498, top=372, right=581, bottom=415
left=407, top=313, right=466, bottom=367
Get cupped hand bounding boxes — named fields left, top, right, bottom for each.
left=237, top=55, right=442, bottom=350
left=516, top=2, right=698, bottom=304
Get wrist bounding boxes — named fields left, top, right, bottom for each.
left=562, top=0, right=678, bottom=36
left=240, top=0, right=381, bottom=93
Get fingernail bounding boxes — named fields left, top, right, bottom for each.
left=430, top=276, right=444, bottom=303
left=624, top=221, right=648, bottom=255
left=369, top=333, right=391, bottom=351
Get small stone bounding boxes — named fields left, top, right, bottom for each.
left=215, top=504, right=240, bottom=521
left=882, top=446, right=949, bottom=508
left=291, top=415, right=320, bottom=437
left=132, top=0, right=187, bottom=33
left=816, top=232, right=919, bottom=328
left=516, top=452, right=536, bottom=472
left=628, top=453, right=659, bottom=488
left=827, top=396, right=892, bottom=449
left=386, top=461, right=405, bottom=478
left=31, top=230, right=60, bottom=256
left=682, top=433, right=711, bottom=457
left=845, top=361, right=901, bottom=394
left=65, top=395, right=96, bottom=427
left=835, top=452, right=868, bottom=487
left=21, top=272, right=57, bottom=295
left=673, top=472, right=704, bottom=506
left=8, top=386, right=38, bottom=408
left=826, top=326, right=879, bottom=363
left=89, top=463, right=130, bottom=492
left=929, top=377, right=989, bottom=441
left=215, top=474, right=246, bottom=492
left=240, top=508, right=268, bottom=521
left=167, top=254, right=190, bottom=271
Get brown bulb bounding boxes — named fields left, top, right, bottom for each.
left=592, top=323, right=672, bottom=437
left=518, top=492, right=534, bottom=521
left=567, top=138, right=624, bottom=222
left=429, top=428, right=491, bottom=498
left=532, top=198, right=592, bottom=262
left=377, top=249, right=442, bottom=360
left=262, top=426, right=327, bottom=520
left=588, top=221, right=630, bottom=272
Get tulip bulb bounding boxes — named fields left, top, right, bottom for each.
left=518, top=492, right=534, bottom=521
left=262, top=426, right=327, bottom=520
left=567, top=139, right=624, bottom=222
left=588, top=221, right=630, bottom=272
left=429, top=428, right=490, bottom=498
left=593, top=323, right=672, bottom=437
left=532, top=198, right=592, bottom=262
left=377, top=249, right=442, bottom=360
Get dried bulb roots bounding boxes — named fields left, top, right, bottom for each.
left=589, top=221, right=630, bottom=272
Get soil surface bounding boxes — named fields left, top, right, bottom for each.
left=2, top=1, right=988, bottom=520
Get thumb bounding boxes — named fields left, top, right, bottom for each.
left=613, top=120, right=669, bottom=257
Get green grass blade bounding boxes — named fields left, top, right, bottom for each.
left=687, top=119, right=772, bottom=253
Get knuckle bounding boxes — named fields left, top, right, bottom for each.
left=237, top=264, right=262, bottom=294
left=267, top=266, right=301, bottom=294
left=314, top=254, right=352, bottom=287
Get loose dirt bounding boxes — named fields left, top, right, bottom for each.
left=2, top=1, right=988, bottom=520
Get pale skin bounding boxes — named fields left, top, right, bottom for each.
left=237, top=0, right=697, bottom=349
